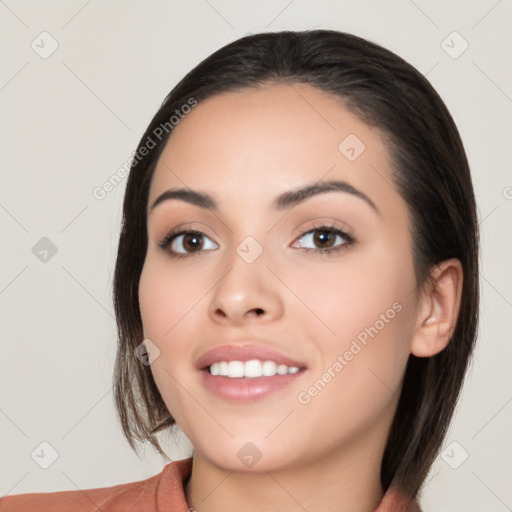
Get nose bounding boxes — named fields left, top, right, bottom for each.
left=207, top=248, right=284, bottom=326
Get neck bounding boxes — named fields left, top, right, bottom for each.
left=185, top=436, right=385, bottom=512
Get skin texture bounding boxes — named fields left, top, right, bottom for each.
left=138, top=83, right=462, bottom=512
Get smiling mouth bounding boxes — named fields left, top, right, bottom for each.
left=206, top=359, right=303, bottom=378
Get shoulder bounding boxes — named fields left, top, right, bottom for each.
left=0, top=474, right=156, bottom=512
left=0, top=458, right=193, bottom=512
left=376, top=486, right=422, bottom=512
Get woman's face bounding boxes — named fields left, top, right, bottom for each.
left=139, top=83, right=420, bottom=472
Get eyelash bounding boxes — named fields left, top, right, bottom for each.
left=294, top=223, right=355, bottom=255
left=158, top=224, right=355, bottom=259
left=158, top=229, right=210, bottom=260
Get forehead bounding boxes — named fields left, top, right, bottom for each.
left=149, top=83, right=398, bottom=213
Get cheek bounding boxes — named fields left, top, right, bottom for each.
left=281, top=247, right=416, bottom=347
left=291, top=288, right=416, bottom=446
left=138, top=253, right=216, bottom=421
left=284, top=247, right=417, bottom=412
left=138, top=253, right=211, bottom=339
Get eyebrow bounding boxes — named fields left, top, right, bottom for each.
left=149, top=180, right=379, bottom=214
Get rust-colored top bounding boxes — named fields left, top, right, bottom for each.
left=0, top=457, right=421, bottom=511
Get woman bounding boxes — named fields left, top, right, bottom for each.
left=1, top=29, right=479, bottom=512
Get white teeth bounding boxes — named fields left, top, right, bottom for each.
left=208, top=360, right=301, bottom=378
left=244, top=359, right=262, bottom=378
left=227, top=361, right=244, bottom=378
left=276, top=364, right=288, bottom=375
left=262, top=360, right=277, bottom=376
left=219, top=361, right=228, bottom=376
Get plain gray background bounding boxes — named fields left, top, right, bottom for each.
left=1, top=1, right=511, bottom=510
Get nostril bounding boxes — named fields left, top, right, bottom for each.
left=253, top=308, right=265, bottom=316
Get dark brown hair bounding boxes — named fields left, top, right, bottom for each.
left=113, top=29, right=479, bottom=499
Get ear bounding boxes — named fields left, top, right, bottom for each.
left=411, top=259, right=463, bottom=358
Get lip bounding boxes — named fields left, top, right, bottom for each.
left=196, top=343, right=308, bottom=403
left=195, top=343, right=307, bottom=370
left=200, top=370, right=307, bottom=402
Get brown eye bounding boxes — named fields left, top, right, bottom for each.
left=291, top=226, right=353, bottom=252
left=165, top=231, right=218, bottom=256
left=181, top=233, right=203, bottom=252
left=313, top=230, right=336, bottom=248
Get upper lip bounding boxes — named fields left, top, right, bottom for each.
left=196, top=343, right=307, bottom=370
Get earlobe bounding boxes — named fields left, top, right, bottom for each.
left=411, top=259, right=463, bottom=358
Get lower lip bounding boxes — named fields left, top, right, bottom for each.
left=200, top=369, right=306, bottom=402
